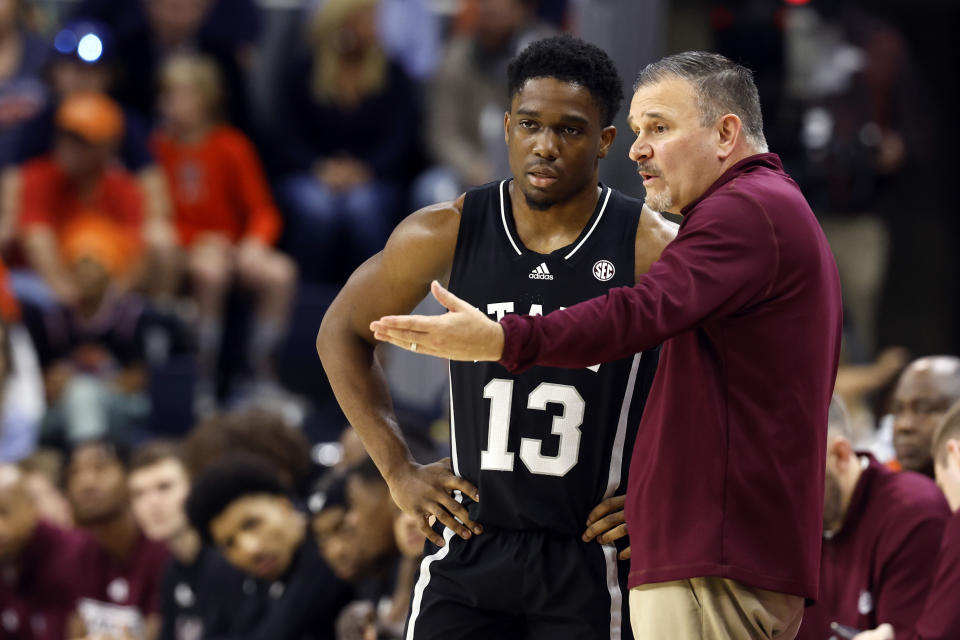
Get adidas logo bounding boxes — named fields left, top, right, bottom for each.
left=529, top=262, right=554, bottom=280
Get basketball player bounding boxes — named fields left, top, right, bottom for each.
left=317, top=35, right=675, bottom=638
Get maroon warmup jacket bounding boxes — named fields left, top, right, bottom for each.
left=796, top=457, right=949, bottom=640
left=0, top=522, right=99, bottom=640
left=911, top=508, right=960, bottom=640
left=500, top=153, right=843, bottom=599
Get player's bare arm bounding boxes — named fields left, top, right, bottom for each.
left=317, top=195, right=483, bottom=547
left=634, top=204, right=679, bottom=281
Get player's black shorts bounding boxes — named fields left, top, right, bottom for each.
left=403, top=525, right=630, bottom=640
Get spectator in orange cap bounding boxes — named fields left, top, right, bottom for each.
left=17, top=91, right=147, bottom=307
left=151, top=54, right=296, bottom=405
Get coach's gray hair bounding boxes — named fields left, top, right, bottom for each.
left=634, top=51, right=768, bottom=153
left=827, top=395, right=851, bottom=441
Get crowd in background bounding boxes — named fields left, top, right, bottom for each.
left=0, top=0, right=958, bottom=638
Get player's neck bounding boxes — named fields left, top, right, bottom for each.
left=167, top=527, right=201, bottom=564
left=509, top=181, right=601, bottom=254
left=87, top=510, right=140, bottom=561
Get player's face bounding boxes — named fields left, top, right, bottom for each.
left=393, top=511, right=425, bottom=558
left=627, top=76, right=719, bottom=214
left=892, top=369, right=956, bottom=473
left=210, top=494, right=304, bottom=582
left=67, top=443, right=129, bottom=526
left=341, top=475, right=397, bottom=575
left=505, top=77, right=613, bottom=211
left=129, top=459, right=191, bottom=543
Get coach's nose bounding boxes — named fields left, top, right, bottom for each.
left=629, top=133, right=652, bottom=163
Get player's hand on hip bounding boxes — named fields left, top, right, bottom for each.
left=371, top=281, right=505, bottom=362
left=387, top=457, right=482, bottom=547
left=583, top=494, right=631, bottom=560
left=853, top=624, right=894, bottom=640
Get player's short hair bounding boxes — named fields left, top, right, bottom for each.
left=507, top=35, right=624, bottom=127
left=185, top=454, right=289, bottom=543
left=932, top=400, right=960, bottom=467
left=182, top=407, right=313, bottom=490
left=67, top=436, right=131, bottom=470
left=634, top=51, right=768, bottom=152
left=129, top=440, right=184, bottom=474
left=827, top=395, right=852, bottom=441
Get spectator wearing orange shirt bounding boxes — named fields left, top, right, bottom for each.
left=151, top=55, right=296, bottom=401
left=18, top=92, right=152, bottom=307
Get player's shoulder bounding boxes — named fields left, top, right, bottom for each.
left=385, top=194, right=465, bottom=262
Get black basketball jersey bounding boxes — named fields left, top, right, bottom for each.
left=447, top=180, right=660, bottom=537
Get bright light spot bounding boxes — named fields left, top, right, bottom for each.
left=77, top=34, right=103, bottom=63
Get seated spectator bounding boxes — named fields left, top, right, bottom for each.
left=0, top=463, right=98, bottom=640
left=0, top=263, right=46, bottom=464
left=0, top=0, right=48, bottom=241
left=322, top=458, right=397, bottom=587
left=151, top=54, right=296, bottom=405
left=20, top=219, right=191, bottom=446
left=181, top=407, right=315, bottom=494
left=308, top=0, right=440, bottom=82
left=70, top=0, right=262, bottom=61
left=855, top=401, right=960, bottom=639
left=278, top=0, right=419, bottom=284
left=17, top=449, right=74, bottom=529
left=186, top=454, right=354, bottom=640
left=890, top=356, right=960, bottom=477
left=65, top=438, right=169, bottom=639
left=414, top=0, right=553, bottom=207
left=335, top=483, right=425, bottom=640
left=4, top=19, right=176, bottom=280
left=108, top=0, right=252, bottom=131
left=16, top=92, right=154, bottom=306
left=796, top=397, right=950, bottom=639
left=128, top=440, right=246, bottom=640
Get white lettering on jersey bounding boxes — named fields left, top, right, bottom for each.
left=486, top=302, right=515, bottom=321
left=484, top=302, right=600, bottom=372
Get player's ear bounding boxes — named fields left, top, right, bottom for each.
left=504, top=111, right=511, bottom=145
left=598, top=125, right=617, bottom=158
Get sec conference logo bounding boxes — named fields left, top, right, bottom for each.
left=593, top=260, right=615, bottom=282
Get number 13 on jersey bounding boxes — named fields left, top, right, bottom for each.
left=479, top=378, right=585, bottom=477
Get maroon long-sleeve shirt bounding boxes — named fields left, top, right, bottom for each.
left=911, top=509, right=960, bottom=640
left=499, top=153, right=843, bottom=599
left=796, top=457, right=949, bottom=640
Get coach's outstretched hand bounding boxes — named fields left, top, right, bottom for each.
left=583, top=494, right=631, bottom=560
left=388, top=457, right=483, bottom=547
left=371, top=281, right=504, bottom=362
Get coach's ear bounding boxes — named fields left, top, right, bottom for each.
left=598, top=125, right=617, bottom=158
